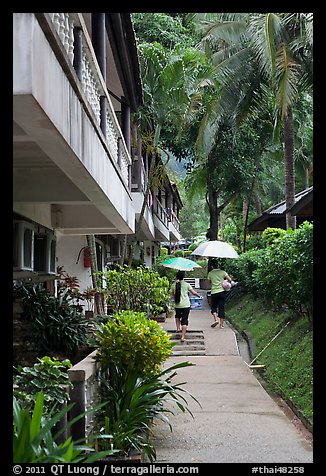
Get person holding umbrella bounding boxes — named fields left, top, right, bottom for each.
left=170, top=270, right=203, bottom=342
left=207, top=259, right=232, bottom=329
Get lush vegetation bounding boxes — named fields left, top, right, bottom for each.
left=95, top=310, right=174, bottom=377
left=13, top=356, right=72, bottom=415
left=13, top=282, right=89, bottom=356
left=13, top=391, right=116, bottom=463
left=132, top=13, right=313, bottom=246
left=100, top=265, right=171, bottom=317
left=95, top=361, right=198, bottom=461
left=227, top=293, right=312, bottom=426
left=94, top=309, right=199, bottom=461
left=226, top=222, right=313, bottom=319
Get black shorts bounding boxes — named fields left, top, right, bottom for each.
left=175, top=307, right=191, bottom=326
left=210, top=291, right=226, bottom=318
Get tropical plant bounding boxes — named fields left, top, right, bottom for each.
left=13, top=282, right=89, bottom=355
left=193, top=12, right=313, bottom=229
left=101, top=265, right=170, bottom=317
left=127, top=40, right=211, bottom=264
left=80, top=286, right=96, bottom=312
left=227, top=221, right=313, bottom=317
left=131, top=13, right=197, bottom=49
left=95, top=310, right=173, bottom=377
left=95, top=362, right=200, bottom=462
left=13, top=356, right=72, bottom=415
left=13, top=392, right=117, bottom=463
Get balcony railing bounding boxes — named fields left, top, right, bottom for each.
left=167, top=208, right=180, bottom=232
left=46, top=13, right=131, bottom=190
left=154, top=198, right=169, bottom=228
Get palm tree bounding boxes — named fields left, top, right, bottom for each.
left=127, top=42, right=211, bottom=264
left=193, top=12, right=313, bottom=229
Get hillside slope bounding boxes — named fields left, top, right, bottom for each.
left=226, top=293, right=313, bottom=430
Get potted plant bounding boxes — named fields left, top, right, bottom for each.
left=81, top=287, right=97, bottom=319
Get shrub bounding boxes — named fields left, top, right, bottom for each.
left=254, top=221, right=313, bottom=315
left=13, top=283, right=89, bottom=355
left=262, top=227, right=286, bottom=247
left=13, top=356, right=73, bottom=415
left=95, top=310, right=174, bottom=377
left=102, top=266, right=170, bottom=317
left=230, top=222, right=313, bottom=317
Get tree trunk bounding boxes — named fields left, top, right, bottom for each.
left=284, top=105, right=296, bottom=229
left=86, top=235, right=104, bottom=315
left=207, top=188, right=219, bottom=241
left=119, top=234, right=127, bottom=265
left=243, top=177, right=256, bottom=252
left=206, top=150, right=219, bottom=241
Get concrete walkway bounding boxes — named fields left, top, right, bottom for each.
left=153, top=292, right=313, bottom=464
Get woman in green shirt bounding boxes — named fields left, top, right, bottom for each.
left=170, top=270, right=202, bottom=342
left=207, top=259, right=232, bottom=329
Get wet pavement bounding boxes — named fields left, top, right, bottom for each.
left=153, top=291, right=313, bottom=464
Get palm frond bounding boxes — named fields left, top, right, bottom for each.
left=275, top=46, right=299, bottom=116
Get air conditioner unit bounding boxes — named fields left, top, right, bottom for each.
left=34, top=231, right=56, bottom=274
left=13, top=220, right=34, bottom=271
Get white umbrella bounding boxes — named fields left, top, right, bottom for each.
left=191, top=240, right=239, bottom=259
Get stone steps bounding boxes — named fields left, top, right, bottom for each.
left=167, top=330, right=206, bottom=356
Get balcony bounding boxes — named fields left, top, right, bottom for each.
left=153, top=198, right=170, bottom=241
left=167, top=208, right=181, bottom=242
left=13, top=13, right=135, bottom=235
left=131, top=156, right=155, bottom=240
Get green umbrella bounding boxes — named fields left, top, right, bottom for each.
left=161, top=257, right=202, bottom=271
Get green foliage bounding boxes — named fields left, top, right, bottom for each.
left=95, top=310, right=173, bottom=377
left=262, top=227, right=286, bottom=246
left=13, top=356, right=72, bottom=415
left=102, top=265, right=170, bottom=317
left=226, top=249, right=262, bottom=292
left=159, top=247, right=168, bottom=256
left=13, top=283, right=89, bottom=354
left=227, top=222, right=313, bottom=318
left=96, top=362, right=199, bottom=462
left=227, top=294, right=312, bottom=424
left=13, top=392, right=116, bottom=463
left=93, top=309, right=201, bottom=461
left=253, top=222, right=313, bottom=315
left=131, top=13, right=197, bottom=49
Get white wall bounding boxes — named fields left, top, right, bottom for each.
left=55, top=234, right=93, bottom=296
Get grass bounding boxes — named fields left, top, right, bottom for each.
left=226, top=293, right=313, bottom=426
